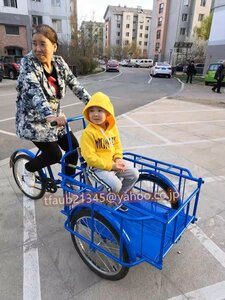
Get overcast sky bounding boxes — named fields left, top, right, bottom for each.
left=77, top=0, right=153, bottom=25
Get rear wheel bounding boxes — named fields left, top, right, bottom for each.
left=71, top=209, right=129, bottom=280
left=9, top=70, right=15, bottom=80
left=134, top=173, right=179, bottom=209
left=12, top=154, right=45, bottom=200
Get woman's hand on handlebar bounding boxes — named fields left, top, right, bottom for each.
left=46, top=114, right=67, bottom=126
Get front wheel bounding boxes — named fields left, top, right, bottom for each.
left=12, top=153, right=46, bottom=200
left=71, top=209, right=129, bottom=280
left=134, top=173, right=180, bottom=209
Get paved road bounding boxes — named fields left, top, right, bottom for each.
left=0, top=67, right=181, bottom=160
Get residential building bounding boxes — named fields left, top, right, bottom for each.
left=0, top=0, right=30, bottom=55
left=103, top=5, right=152, bottom=58
left=0, top=0, right=77, bottom=56
left=149, top=0, right=212, bottom=63
left=205, top=0, right=225, bottom=69
left=80, top=21, right=104, bottom=57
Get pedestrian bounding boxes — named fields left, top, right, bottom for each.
left=212, top=61, right=225, bottom=94
left=186, top=60, right=196, bottom=84
left=80, top=92, right=139, bottom=209
left=15, top=24, right=91, bottom=191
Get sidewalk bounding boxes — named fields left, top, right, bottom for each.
left=1, top=83, right=225, bottom=300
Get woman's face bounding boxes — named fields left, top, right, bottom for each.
left=32, top=33, right=57, bottom=65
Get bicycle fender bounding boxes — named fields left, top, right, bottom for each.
left=9, top=149, right=36, bottom=168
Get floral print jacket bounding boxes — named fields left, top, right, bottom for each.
left=16, top=51, right=91, bottom=142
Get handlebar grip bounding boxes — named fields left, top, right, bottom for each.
left=50, top=121, right=57, bottom=126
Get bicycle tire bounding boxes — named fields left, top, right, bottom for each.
left=71, top=209, right=129, bottom=280
left=135, top=173, right=179, bottom=209
left=12, top=154, right=46, bottom=200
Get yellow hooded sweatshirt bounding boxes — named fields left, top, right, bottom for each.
left=80, top=92, right=123, bottom=171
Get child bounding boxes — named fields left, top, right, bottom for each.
left=80, top=92, right=139, bottom=205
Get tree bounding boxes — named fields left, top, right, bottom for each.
left=194, top=14, right=212, bottom=41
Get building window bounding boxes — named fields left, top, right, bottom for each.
left=3, top=0, right=17, bottom=7
left=139, top=41, right=142, bottom=45
left=156, top=30, right=161, bottom=39
left=198, top=14, right=204, bottom=21
left=126, top=32, right=129, bottom=37
left=52, top=19, right=62, bottom=33
left=145, top=26, right=149, bottom=30
left=117, top=23, right=120, bottom=28
left=200, top=0, right=206, bottom=6
left=139, top=33, right=143, bottom=38
left=32, top=15, right=43, bottom=26
left=51, top=0, right=60, bottom=6
left=145, top=34, right=148, bottom=38
left=158, top=17, right=162, bottom=26
left=140, top=25, right=143, bottom=30
left=144, top=42, right=148, bottom=46
left=159, top=3, right=164, bottom=13
left=116, top=40, right=120, bottom=45
left=126, top=15, right=130, bottom=20
left=184, top=0, right=189, bottom=6
left=5, top=25, right=19, bottom=35
left=180, top=27, right=186, bottom=35
left=124, top=40, right=129, bottom=45
left=182, top=14, right=188, bottom=21
left=126, top=24, right=130, bottom=28
left=32, top=0, right=41, bottom=2
left=115, top=15, right=121, bottom=21
left=117, top=32, right=120, bottom=36
left=155, top=42, right=160, bottom=52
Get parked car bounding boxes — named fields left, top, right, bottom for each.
left=194, top=63, right=204, bottom=75
left=150, top=62, right=172, bottom=78
left=0, top=55, right=22, bottom=79
left=204, top=62, right=225, bottom=86
left=135, top=59, right=153, bottom=68
left=0, top=62, right=4, bottom=82
left=106, top=60, right=119, bottom=72
left=118, top=59, right=128, bottom=66
left=175, top=63, right=186, bottom=72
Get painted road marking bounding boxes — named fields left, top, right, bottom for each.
left=23, top=196, right=41, bottom=300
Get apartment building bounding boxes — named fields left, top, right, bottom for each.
left=103, top=5, right=152, bottom=58
left=0, top=0, right=77, bottom=56
left=149, top=0, right=212, bottom=63
left=80, top=21, right=104, bottom=57
left=205, top=0, right=225, bottom=68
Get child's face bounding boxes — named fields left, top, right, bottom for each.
left=88, top=106, right=108, bottom=126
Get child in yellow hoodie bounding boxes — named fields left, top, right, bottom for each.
left=80, top=92, right=139, bottom=197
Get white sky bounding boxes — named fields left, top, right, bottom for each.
left=77, top=0, right=153, bottom=25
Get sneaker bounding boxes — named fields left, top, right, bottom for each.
left=23, top=168, right=35, bottom=187
left=212, top=88, right=216, bottom=92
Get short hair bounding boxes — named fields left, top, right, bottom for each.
left=32, top=24, right=58, bottom=45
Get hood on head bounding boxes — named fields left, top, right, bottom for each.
left=83, top=92, right=115, bottom=129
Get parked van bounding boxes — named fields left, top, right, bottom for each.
left=135, top=59, right=153, bottom=68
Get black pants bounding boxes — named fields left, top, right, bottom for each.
left=213, top=79, right=222, bottom=93
left=25, top=131, right=79, bottom=176
left=186, top=74, right=193, bottom=83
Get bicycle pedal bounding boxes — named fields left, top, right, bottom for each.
left=42, top=178, right=57, bottom=193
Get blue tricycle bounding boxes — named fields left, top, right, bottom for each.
left=11, top=116, right=204, bottom=280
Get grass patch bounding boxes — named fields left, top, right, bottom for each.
left=174, top=73, right=205, bottom=85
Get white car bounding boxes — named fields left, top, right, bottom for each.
left=150, top=62, right=172, bottom=78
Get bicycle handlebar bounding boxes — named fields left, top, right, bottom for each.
left=50, top=115, right=85, bottom=127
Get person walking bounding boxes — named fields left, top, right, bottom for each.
left=15, top=24, right=91, bottom=191
left=186, top=61, right=196, bottom=84
left=212, top=61, right=225, bottom=93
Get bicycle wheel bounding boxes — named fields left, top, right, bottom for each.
left=71, top=209, right=129, bottom=280
left=134, top=173, right=179, bottom=209
left=12, top=154, right=46, bottom=200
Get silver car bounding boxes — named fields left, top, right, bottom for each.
left=150, top=62, right=172, bottom=78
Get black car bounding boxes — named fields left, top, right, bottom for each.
left=0, top=62, right=4, bottom=82
left=0, top=55, right=23, bottom=79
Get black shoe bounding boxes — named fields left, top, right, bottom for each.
left=117, top=205, right=128, bottom=212
left=217, top=91, right=222, bottom=94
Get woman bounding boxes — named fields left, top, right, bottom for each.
left=16, top=24, right=91, bottom=189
